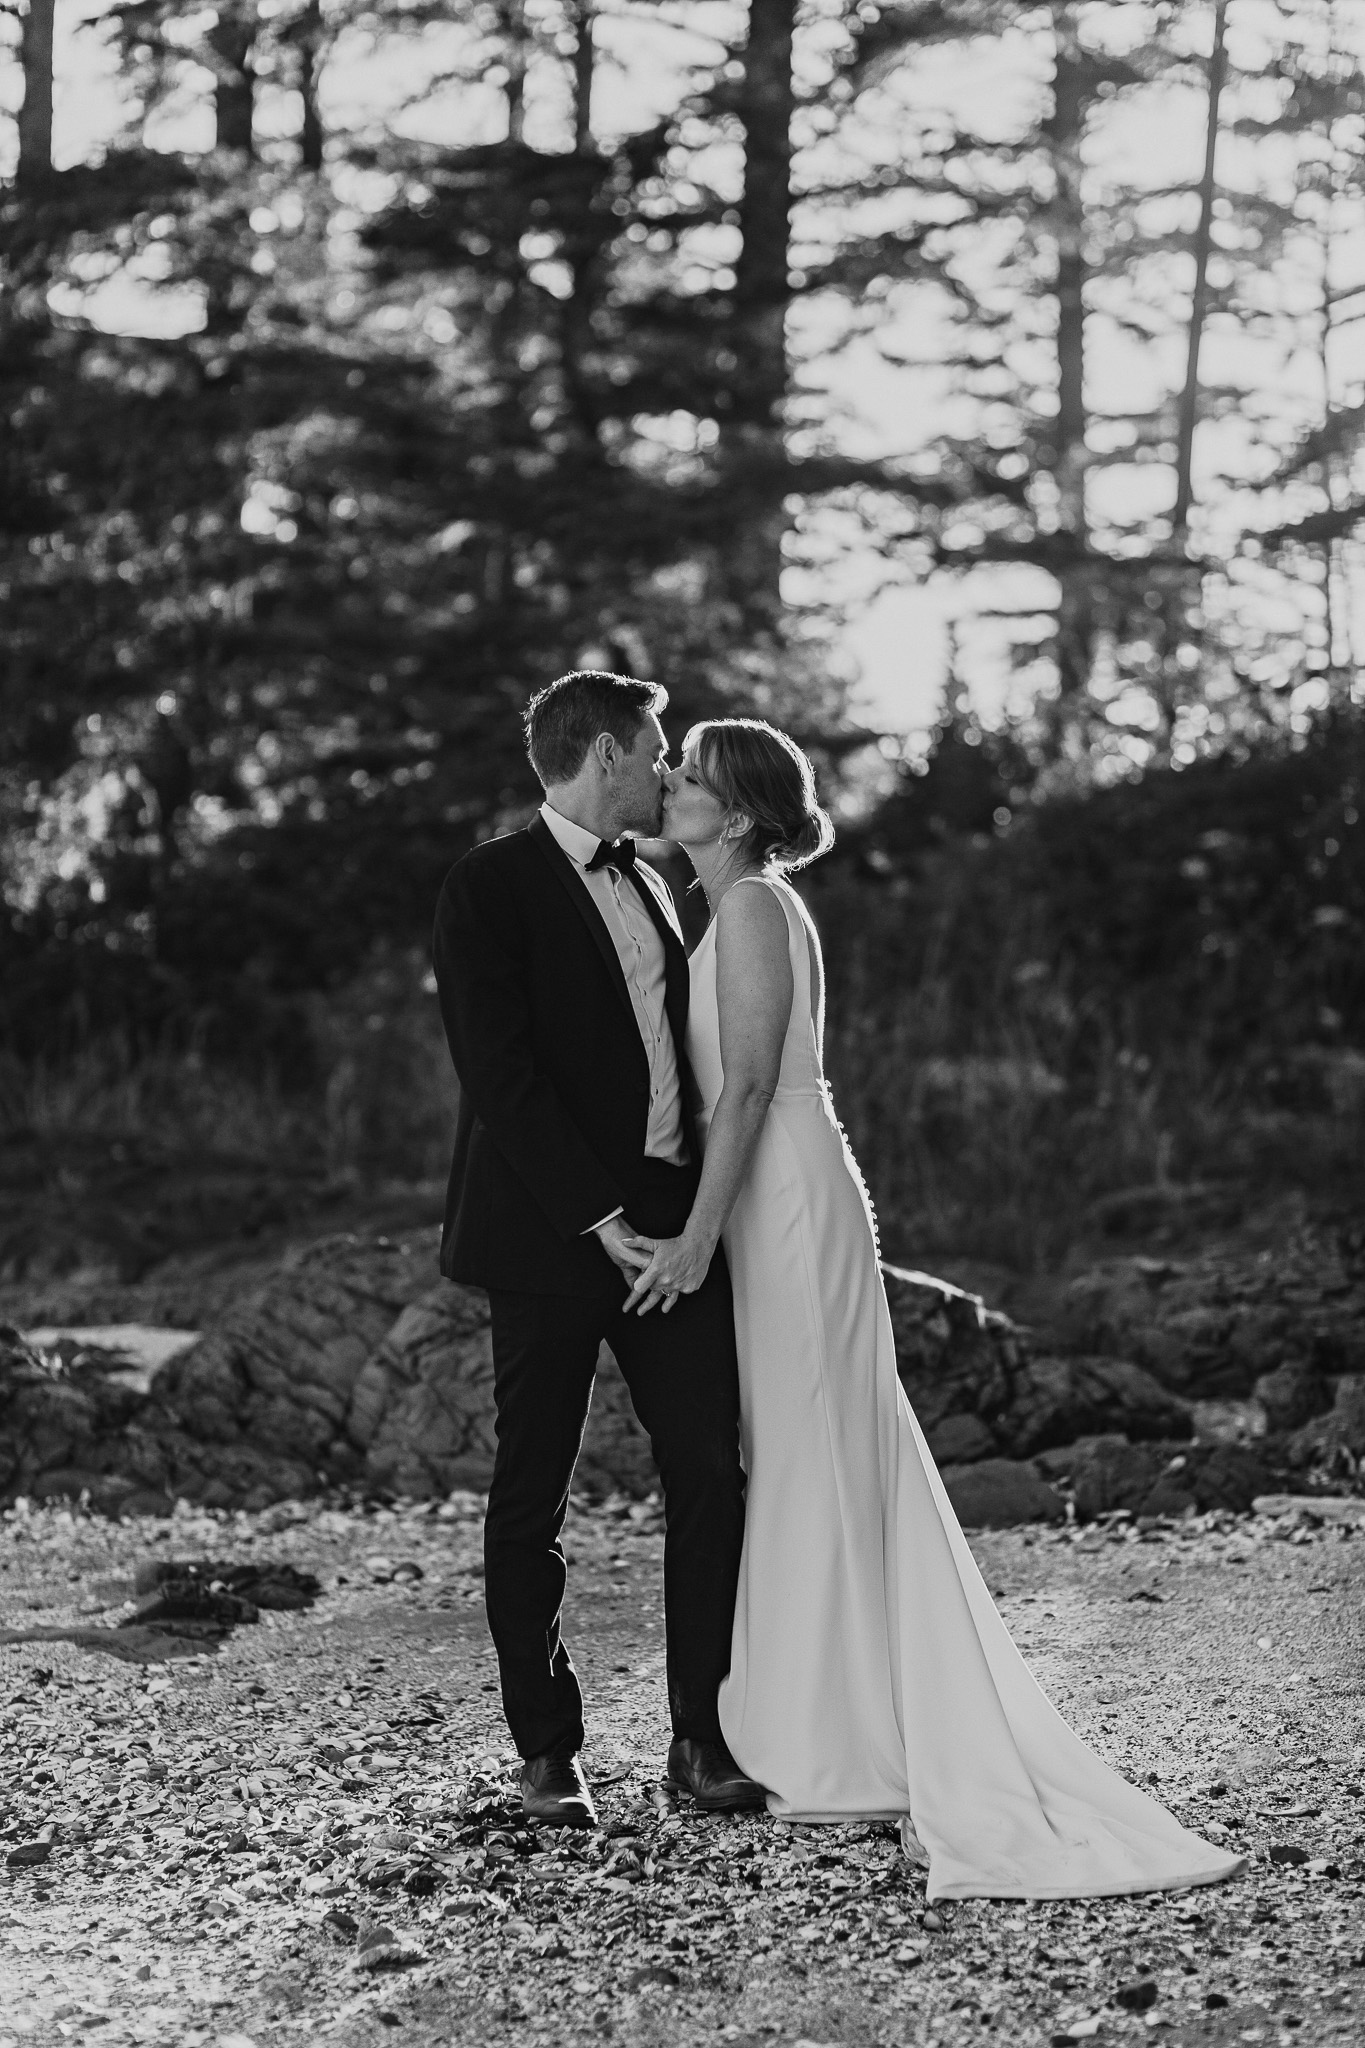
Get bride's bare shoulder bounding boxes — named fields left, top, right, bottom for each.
left=715, top=875, right=789, bottom=935
left=713, top=877, right=791, bottom=992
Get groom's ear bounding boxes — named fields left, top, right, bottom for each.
left=592, top=731, right=618, bottom=774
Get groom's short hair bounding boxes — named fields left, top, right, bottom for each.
left=524, top=670, right=668, bottom=787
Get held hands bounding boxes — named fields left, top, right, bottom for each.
left=622, top=1231, right=716, bottom=1316
left=591, top=1214, right=655, bottom=1285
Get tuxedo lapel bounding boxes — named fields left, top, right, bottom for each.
left=527, top=815, right=637, bottom=1032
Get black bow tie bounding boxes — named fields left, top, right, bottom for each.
left=586, top=837, right=637, bottom=873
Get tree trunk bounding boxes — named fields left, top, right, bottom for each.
left=1043, top=3, right=1093, bottom=718
left=202, top=4, right=257, bottom=333
left=299, top=0, right=324, bottom=172
left=726, top=0, right=796, bottom=638
left=496, top=0, right=529, bottom=145
left=1153, top=0, right=1227, bottom=740
left=571, top=0, right=594, bottom=155
left=209, top=3, right=256, bottom=156
left=17, top=0, right=56, bottom=183
left=560, top=1, right=600, bottom=444
left=1171, top=0, right=1227, bottom=538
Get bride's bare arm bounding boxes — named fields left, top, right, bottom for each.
left=623, top=882, right=792, bottom=1314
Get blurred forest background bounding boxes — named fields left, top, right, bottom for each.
left=1, top=0, right=1363, bottom=1291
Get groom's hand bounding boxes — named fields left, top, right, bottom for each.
left=623, top=1232, right=715, bottom=1315
left=592, top=1215, right=655, bottom=1284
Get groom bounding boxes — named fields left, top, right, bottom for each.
left=432, top=670, right=764, bottom=1827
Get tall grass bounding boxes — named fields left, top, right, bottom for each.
left=0, top=1035, right=321, bottom=1163
left=813, top=862, right=1364, bottom=1272
left=0, top=949, right=458, bottom=1185
left=4, top=876, right=1358, bottom=1279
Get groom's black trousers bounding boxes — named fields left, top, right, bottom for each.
left=484, top=1160, right=745, bottom=1762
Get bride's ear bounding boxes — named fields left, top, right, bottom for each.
left=723, top=809, right=754, bottom=846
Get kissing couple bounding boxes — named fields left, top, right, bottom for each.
left=433, top=670, right=1244, bottom=1902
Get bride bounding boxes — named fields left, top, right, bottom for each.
left=624, top=715, right=1245, bottom=1903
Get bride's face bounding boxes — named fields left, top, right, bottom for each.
left=661, top=749, right=730, bottom=848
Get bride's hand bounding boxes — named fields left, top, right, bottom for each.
left=623, top=1232, right=715, bottom=1316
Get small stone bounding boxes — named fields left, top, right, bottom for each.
left=223, top=1831, right=251, bottom=1854
left=322, top=1910, right=359, bottom=1940
left=921, top=1908, right=945, bottom=1932
left=6, top=1842, right=52, bottom=1868
left=624, top=1964, right=679, bottom=1991
left=1116, top=1979, right=1158, bottom=2011
left=390, top=1561, right=424, bottom=1583
left=258, top=1972, right=304, bottom=2005
left=1205, top=1992, right=1229, bottom=2008
left=1267, top=1843, right=1309, bottom=1865
left=355, top=1924, right=425, bottom=1970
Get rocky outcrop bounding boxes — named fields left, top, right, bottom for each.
left=1035, top=1435, right=1276, bottom=1521
left=1286, top=1375, right=1365, bottom=1470
left=999, top=1354, right=1193, bottom=1456
left=5, top=1227, right=1360, bottom=1523
left=2, top=1232, right=657, bottom=1513
left=886, top=1266, right=1193, bottom=1462
left=1254, top=1359, right=1332, bottom=1434
left=1051, top=1226, right=1365, bottom=1398
left=343, top=1280, right=655, bottom=1499
left=939, top=1458, right=1066, bottom=1529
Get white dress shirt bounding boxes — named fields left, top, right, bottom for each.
left=539, top=806, right=688, bottom=1199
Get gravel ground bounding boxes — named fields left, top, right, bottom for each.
left=2, top=1493, right=1363, bottom=2048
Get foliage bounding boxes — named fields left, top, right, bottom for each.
left=3, top=0, right=1364, bottom=1260
left=813, top=705, right=1365, bottom=1264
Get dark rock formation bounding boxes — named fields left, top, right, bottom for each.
left=1036, top=1435, right=1278, bottom=1520
left=155, top=1231, right=657, bottom=1505
left=883, top=1265, right=1023, bottom=1429
left=1000, top=1354, right=1192, bottom=1456
left=1052, top=1225, right=1365, bottom=1397
left=884, top=1266, right=1192, bottom=1459
left=1286, top=1375, right=1365, bottom=1470
left=157, top=1233, right=438, bottom=1502
left=1254, top=1359, right=1332, bottom=1434
left=1, top=1324, right=180, bottom=1517
left=939, top=1458, right=1066, bottom=1529
left=924, top=1414, right=997, bottom=1465
left=1035, top=1436, right=1164, bottom=1521
left=5, top=1229, right=1357, bottom=1522
left=345, top=1279, right=655, bottom=1499
left=3, top=1233, right=657, bottom=1512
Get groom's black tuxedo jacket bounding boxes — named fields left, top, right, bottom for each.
left=432, top=814, right=700, bottom=1295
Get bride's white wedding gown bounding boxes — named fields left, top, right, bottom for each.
left=688, top=873, right=1244, bottom=1902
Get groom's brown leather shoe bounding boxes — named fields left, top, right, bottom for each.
left=521, top=1751, right=598, bottom=1829
left=665, top=1738, right=767, bottom=1812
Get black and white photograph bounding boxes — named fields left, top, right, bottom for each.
left=1, top=2, right=1364, bottom=2045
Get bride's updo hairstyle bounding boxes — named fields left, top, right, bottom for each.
left=684, top=718, right=835, bottom=873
